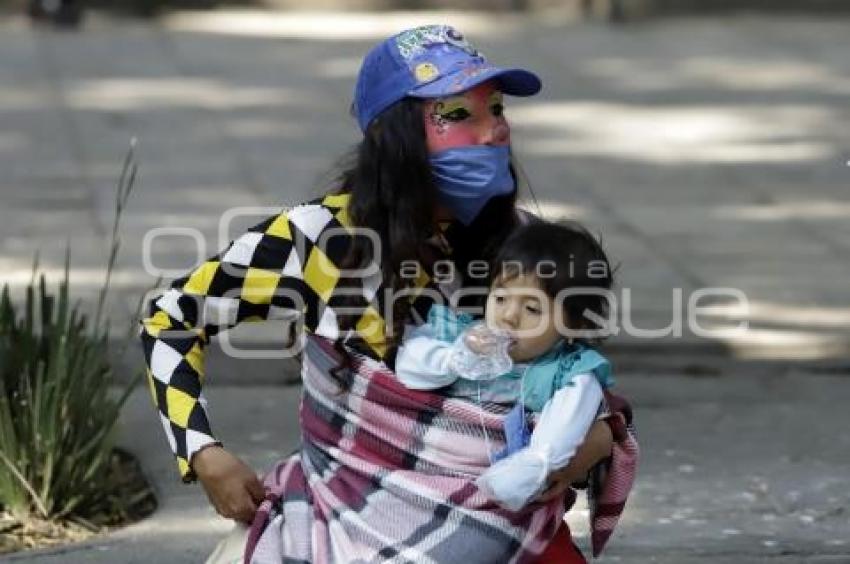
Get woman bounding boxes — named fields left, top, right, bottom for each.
left=140, top=25, right=637, bottom=563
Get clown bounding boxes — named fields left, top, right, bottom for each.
left=141, top=24, right=637, bottom=564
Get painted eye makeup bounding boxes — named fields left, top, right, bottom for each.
left=433, top=99, right=473, bottom=122
left=490, top=103, right=504, bottom=117
left=442, top=108, right=471, bottom=121
left=436, top=105, right=471, bottom=122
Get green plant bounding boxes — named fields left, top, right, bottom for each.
left=0, top=144, right=143, bottom=521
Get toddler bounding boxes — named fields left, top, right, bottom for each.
left=395, top=219, right=615, bottom=510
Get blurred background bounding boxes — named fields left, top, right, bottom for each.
left=0, top=1, right=848, bottom=563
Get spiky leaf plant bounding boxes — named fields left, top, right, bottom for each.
left=0, top=143, right=143, bottom=521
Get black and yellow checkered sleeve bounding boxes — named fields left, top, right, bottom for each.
left=140, top=195, right=350, bottom=482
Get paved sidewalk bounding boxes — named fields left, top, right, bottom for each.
left=4, top=372, right=850, bottom=563
left=1, top=9, right=849, bottom=564
left=1, top=11, right=849, bottom=363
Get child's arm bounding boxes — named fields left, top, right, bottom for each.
left=395, top=323, right=460, bottom=390
left=475, top=374, right=604, bottom=511
left=536, top=419, right=613, bottom=501
left=531, top=374, right=604, bottom=469
left=395, top=322, right=513, bottom=389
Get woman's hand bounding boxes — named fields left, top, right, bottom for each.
left=193, top=445, right=265, bottom=523
left=535, top=419, right=613, bottom=503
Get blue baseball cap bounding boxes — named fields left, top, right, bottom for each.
left=352, top=25, right=542, bottom=132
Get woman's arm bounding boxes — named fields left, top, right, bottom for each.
left=141, top=208, right=311, bottom=482
left=192, top=444, right=266, bottom=523
left=140, top=198, right=348, bottom=520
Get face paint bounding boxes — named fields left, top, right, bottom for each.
left=427, top=99, right=467, bottom=136
left=423, top=81, right=510, bottom=154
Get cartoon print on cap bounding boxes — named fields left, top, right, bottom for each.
left=444, top=27, right=471, bottom=51
left=395, top=25, right=479, bottom=61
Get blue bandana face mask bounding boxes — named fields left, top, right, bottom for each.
left=429, top=145, right=515, bottom=225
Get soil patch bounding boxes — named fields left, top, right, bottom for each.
left=0, top=448, right=157, bottom=555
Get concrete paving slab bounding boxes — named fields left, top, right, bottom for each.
left=4, top=371, right=849, bottom=563
left=3, top=13, right=849, bottom=362
left=1, top=10, right=850, bottom=563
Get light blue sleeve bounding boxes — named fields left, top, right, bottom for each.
left=394, top=323, right=459, bottom=390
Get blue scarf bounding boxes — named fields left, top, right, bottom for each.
left=429, top=145, right=515, bottom=225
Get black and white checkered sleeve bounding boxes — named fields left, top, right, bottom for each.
left=139, top=205, right=328, bottom=482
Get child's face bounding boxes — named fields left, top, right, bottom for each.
left=485, top=273, right=563, bottom=363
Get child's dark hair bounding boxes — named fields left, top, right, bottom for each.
left=490, top=219, right=615, bottom=344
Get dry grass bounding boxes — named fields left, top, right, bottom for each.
left=0, top=447, right=156, bottom=555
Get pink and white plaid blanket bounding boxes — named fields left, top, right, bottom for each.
left=588, top=392, right=639, bottom=557
left=244, top=336, right=637, bottom=563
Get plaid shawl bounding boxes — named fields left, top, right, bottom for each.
left=244, top=336, right=637, bottom=563
left=588, top=392, right=639, bottom=557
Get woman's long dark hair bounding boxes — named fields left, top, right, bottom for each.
left=326, top=97, right=520, bottom=389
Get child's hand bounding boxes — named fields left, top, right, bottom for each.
left=193, top=445, right=265, bottom=523
left=448, top=323, right=514, bottom=380
left=463, top=323, right=513, bottom=356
